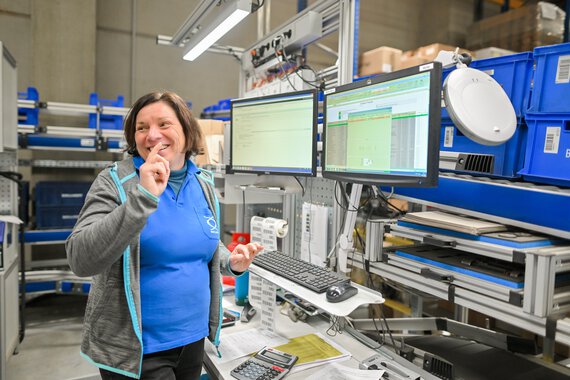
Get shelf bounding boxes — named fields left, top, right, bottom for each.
left=249, top=265, right=384, bottom=317
left=18, top=159, right=114, bottom=169
left=23, top=229, right=72, bottom=245
left=387, top=173, right=570, bottom=239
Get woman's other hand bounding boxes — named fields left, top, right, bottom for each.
left=229, top=242, right=264, bottom=273
left=139, top=143, right=171, bottom=197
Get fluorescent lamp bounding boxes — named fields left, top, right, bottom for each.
left=183, top=0, right=251, bottom=61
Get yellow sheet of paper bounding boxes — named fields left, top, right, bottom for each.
left=274, top=333, right=343, bottom=365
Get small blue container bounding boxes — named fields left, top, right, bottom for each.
left=441, top=52, right=534, bottom=123
left=18, top=87, right=40, bottom=126
left=528, top=43, right=570, bottom=114
left=35, top=181, right=92, bottom=207
left=440, top=121, right=528, bottom=178
left=89, top=93, right=125, bottom=130
left=234, top=271, right=249, bottom=306
left=519, top=113, right=570, bottom=187
left=35, top=205, right=83, bottom=229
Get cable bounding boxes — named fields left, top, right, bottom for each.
left=380, top=305, right=400, bottom=355
left=274, top=48, right=297, bottom=91
left=227, top=47, right=242, bottom=63
left=252, top=0, right=265, bottom=12
left=293, top=176, right=305, bottom=197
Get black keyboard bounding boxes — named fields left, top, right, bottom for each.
left=252, top=250, right=349, bottom=293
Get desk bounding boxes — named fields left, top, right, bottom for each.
left=203, top=297, right=438, bottom=380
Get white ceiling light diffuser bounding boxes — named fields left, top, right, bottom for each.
left=183, top=0, right=251, bottom=61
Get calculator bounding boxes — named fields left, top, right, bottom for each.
left=230, top=347, right=298, bottom=380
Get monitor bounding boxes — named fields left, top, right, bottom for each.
left=322, top=63, right=442, bottom=187
left=229, top=90, right=317, bottom=176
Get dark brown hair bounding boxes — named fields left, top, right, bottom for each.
left=124, top=91, right=202, bottom=159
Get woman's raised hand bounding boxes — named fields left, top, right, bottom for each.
left=139, top=143, right=170, bottom=197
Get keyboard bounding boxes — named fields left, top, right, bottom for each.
left=252, top=250, right=349, bottom=293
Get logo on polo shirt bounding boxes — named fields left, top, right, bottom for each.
left=204, top=215, right=219, bottom=234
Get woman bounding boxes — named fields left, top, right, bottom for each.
left=66, top=91, right=262, bottom=379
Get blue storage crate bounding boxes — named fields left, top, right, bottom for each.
left=201, top=99, right=232, bottom=121
left=18, top=87, right=40, bottom=126
left=88, top=93, right=125, bottom=130
left=35, top=205, right=83, bottom=229
left=528, top=43, right=570, bottom=114
left=35, top=181, right=92, bottom=208
left=440, top=121, right=527, bottom=178
left=442, top=52, right=534, bottom=122
left=217, top=98, right=231, bottom=110
left=519, top=113, right=570, bottom=187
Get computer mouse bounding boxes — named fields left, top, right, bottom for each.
left=326, top=283, right=358, bottom=303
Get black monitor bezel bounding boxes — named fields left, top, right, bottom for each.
left=229, top=89, right=318, bottom=177
left=322, top=62, right=442, bottom=188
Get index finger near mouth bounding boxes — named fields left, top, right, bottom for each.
left=147, top=143, right=163, bottom=161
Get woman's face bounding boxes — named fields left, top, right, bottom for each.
left=134, top=101, right=187, bottom=170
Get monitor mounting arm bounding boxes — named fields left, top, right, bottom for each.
left=336, top=183, right=363, bottom=273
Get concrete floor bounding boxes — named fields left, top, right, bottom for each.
left=6, top=294, right=100, bottom=380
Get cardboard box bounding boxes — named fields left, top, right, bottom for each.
left=398, top=55, right=429, bottom=70
left=359, top=46, right=403, bottom=76
left=195, top=119, right=225, bottom=166
left=466, top=2, right=565, bottom=52
left=474, top=47, right=517, bottom=59
left=416, top=43, right=473, bottom=61
left=198, top=119, right=224, bottom=136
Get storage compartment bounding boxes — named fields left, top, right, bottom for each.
left=88, top=92, right=125, bottom=130
left=528, top=43, right=570, bottom=114
left=35, top=205, right=83, bottom=229
left=441, top=52, right=534, bottom=123
left=35, top=181, right=92, bottom=207
left=519, top=114, right=570, bottom=187
left=440, top=121, right=528, bottom=178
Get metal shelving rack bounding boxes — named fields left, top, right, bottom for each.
left=17, top=97, right=128, bottom=268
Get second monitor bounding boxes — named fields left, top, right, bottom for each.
left=230, top=90, right=318, bottom=176
left=322, top=63, right=442, bottom=187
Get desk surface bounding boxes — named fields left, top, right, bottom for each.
left=203, top=297, right=437, bottom=380
left=203, top=301, right=380, bottom=379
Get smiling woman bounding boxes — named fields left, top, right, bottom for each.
left=65, top=91, right=264, bottom=380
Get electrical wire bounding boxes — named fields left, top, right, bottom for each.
left=293, top=176, right=305, bottom=196
left=227, top=47, right=242, bottom=63
left=274, top=50, right=298, bottom=91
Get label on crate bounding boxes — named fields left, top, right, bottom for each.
left=543, top=126, right=560, bottom=154
left=61, top=193, right=83, bottom=199
left=80, top=138, right=95, bottom=147
left=483, top=69, right=495, bottom=77
left=555, top=55, right=570, bottom=84
left=444, top=126, right=454, bottom=148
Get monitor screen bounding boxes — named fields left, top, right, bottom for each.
left=230, top=90, right=317, bottom=176
left=322, top=63, right=442, bottom=187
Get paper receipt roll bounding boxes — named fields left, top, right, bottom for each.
left=250, top=216, right=288, bottom=251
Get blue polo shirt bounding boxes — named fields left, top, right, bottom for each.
left=134, top=157, right=219, bottom=354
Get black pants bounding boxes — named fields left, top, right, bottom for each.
left=99, top=338, right=205, bottom=380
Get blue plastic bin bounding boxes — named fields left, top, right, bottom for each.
left=519, top=113, right=570, bottom=187
left=18, top=87, right=40, bottom=126
left=440, top=121, right=528, bottom=178
left=35, top=181, right=92, bottom=207
left=441, top=52, right=534, bottom=123
left=89, top=93, right=125, bottom=130
left=528, top=43, right=570, bottom=114
left=35, top=205, right=83, bottom=229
